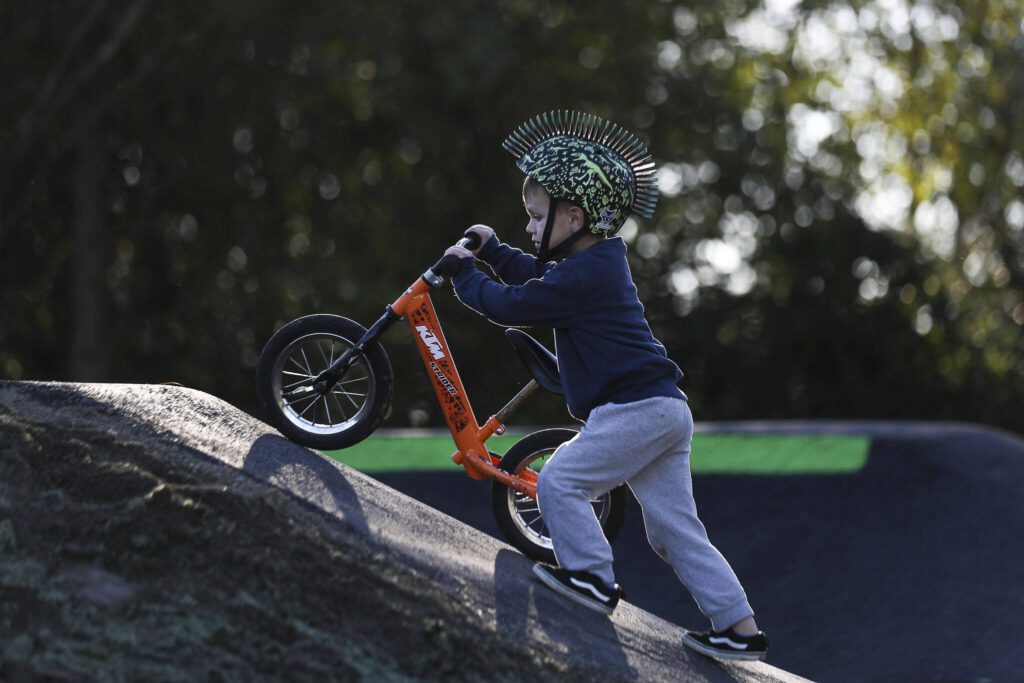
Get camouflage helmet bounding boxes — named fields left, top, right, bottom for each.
left=503, top=111, right=659, bottom=235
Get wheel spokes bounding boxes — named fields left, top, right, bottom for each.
left=329, top=389, right=349, bottom=420
left=288, top=356, right=310, bottom=374
left=295, top=394, right=319, bottom=419
left=322, top=387, right=333, bottom=424
left=299, top=348, right=314, bottom=375
left=278, top=334, right=374, bottom=431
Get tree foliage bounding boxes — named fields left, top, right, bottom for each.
left=2, top=0, right=1022, bottom=432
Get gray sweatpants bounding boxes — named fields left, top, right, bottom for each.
left=536, top=396, right=754, bottom=631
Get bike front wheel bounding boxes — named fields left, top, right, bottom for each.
left=256, top=314, right=394, bottom=450
left=491, top=428, right=629, bottom=564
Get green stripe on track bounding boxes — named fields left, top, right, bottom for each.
left=324, top=435, right=521, bottom=473
left=324, top=433, right=870, bottom=475
left=689, top=435, right=869, bottom=474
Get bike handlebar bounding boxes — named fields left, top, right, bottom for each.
left=429, top=230, right=484, bottom=280
left=460, top=230, right=483, bottom=251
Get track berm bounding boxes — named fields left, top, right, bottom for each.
left=0, top=382, right=807, bottom=682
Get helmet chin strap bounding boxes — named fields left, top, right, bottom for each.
left=538, top=198, right=590, bottom=262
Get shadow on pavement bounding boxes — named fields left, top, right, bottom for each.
left=243, top=434, right=369, bottom=534
left=493, top=548, right=638, bottom=680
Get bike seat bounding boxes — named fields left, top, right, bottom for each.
left=505, top=329, right=563, bottom=395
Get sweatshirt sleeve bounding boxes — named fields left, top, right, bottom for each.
left=476, top=234, right=552, bottom=286
left=452, top=258, right=581, bottom=327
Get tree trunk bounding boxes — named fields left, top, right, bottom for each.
left=70, top=112, right=107, bottom=381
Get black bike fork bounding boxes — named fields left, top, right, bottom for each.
left=310, top=306, right=402, bottom=393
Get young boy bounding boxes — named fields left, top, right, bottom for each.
left=444, top=111, right=770, bottom=662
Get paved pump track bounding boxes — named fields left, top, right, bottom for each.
left=0, top=382, right=807, bottom=683
left=334, top=423, right=1024, bottom=682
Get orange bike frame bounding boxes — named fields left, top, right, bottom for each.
left=390, top=279, right=538, bottom=498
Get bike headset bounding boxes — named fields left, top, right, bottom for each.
left=503, top=110, right=660, bottom=263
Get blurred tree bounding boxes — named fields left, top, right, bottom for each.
left=1, top=0, right=1021, bottom=432
left=677, top=0, right=1024, bottom=425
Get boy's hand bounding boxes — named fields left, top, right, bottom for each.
left=464, top=224, right=494, bottom=254
left=444, top=245, right=474, bottom=260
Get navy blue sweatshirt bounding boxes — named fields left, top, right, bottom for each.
left=452, top=235, right=685, bottom=421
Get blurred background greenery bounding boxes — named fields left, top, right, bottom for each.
left=2, top=0, right=1022, bottom=432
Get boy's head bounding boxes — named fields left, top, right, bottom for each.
left=522, top=178, right=592, bottom=256
left=504, top=110, right=659, bottom=260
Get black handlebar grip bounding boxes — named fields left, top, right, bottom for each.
left=461, top=230, right=483, bottom=251
left=429, top=231, right=484, bottom=280
left=431, top=253, right=465, bottom=278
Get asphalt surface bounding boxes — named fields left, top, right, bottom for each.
left=0, top=382, right=807, bottom=683
left=372, top=421, right=1024, bottom=682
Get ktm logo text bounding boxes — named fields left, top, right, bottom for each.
left=416, top=325, right=445, bottom=359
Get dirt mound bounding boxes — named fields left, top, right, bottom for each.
left=0, top=382, right=806, bottom=682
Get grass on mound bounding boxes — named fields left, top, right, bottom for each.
left=325, top=432, right=869, bottom=475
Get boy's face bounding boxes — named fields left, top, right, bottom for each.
left=523, top=186, right=583, bottom=254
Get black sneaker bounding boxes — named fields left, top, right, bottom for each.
left=682, top=627, right=770, bottom=662
left=531, top=563, right=624, bottom=615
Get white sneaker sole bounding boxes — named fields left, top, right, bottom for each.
left=682, top=632, right=766, bottom=662
left=531, top=564, right=614, bottom=615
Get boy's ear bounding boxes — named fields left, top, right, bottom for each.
left=568, top=204, right=586, bottom=231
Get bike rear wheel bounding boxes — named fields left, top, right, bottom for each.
left=256, top=314, right=393, bottom=450
left=491, top=428, right=629, bottom=564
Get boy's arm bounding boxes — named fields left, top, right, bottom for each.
left=476, top=234, right=552, bottom=286
left=451, top=256, right=580, bottom=327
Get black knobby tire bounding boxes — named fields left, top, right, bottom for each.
left=256, top=314, right=394, bottom=450
left=491, top=428, right=629, bottom=564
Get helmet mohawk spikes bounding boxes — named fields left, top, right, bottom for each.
left=502, top=110, right=659, bottom=222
